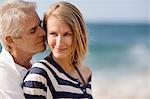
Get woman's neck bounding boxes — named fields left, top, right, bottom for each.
left=52, top=55, right=75, bottom=73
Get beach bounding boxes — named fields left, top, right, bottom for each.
left=92, top=68, right=149, bottom=99
left=84, top=23, right=150, bottom=99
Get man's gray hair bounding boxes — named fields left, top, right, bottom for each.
left=0, top=0, right=36, bottom=51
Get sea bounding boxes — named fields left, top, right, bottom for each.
left=0, top=23, right=149, bottom=99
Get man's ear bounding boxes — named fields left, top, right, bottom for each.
left=4, top=36, right=14, bottom=47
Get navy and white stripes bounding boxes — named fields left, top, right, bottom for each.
left=23, top=56, right=93, bottom=99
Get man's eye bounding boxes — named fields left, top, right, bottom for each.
left=30, top=28, right=36, bottom=34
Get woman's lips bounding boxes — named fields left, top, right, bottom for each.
left=56, top=48, right=66, bottom=52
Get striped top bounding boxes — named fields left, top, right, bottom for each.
left=22, top=56, right=93, bottom=99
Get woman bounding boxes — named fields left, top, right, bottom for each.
left=23, top=1, right=93, bottom=99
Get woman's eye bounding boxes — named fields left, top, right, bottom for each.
left=64, top=33, right=71, bottom=36
left=49, top=32, right=57, bottom=36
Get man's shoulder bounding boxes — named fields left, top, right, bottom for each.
left=0, top=64, right=19, bottom=79
left=0, top=67, right=21, bottom=91
left=0, top=60, right=20, bottom=83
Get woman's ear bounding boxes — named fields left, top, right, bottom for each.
left=4, top=35, right=14, bottom=47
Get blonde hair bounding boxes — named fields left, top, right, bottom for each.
left=43, top=2, right=88, bottom=67
left=0, top=0, right=36, bottom=51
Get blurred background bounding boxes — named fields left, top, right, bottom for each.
left=0, top=0, right=150, bottom=99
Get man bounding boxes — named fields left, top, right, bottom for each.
left=0, top=0, right=46, bottom=98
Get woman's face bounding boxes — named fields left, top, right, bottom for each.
left=47, top=16, right=73, bottom=59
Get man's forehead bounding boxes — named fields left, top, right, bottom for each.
left=26, top=10, right=39, bottom=24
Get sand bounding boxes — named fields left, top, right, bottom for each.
left=92, top=68, right=149, bottom=99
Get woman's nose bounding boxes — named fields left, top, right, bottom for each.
left=56, top=35, right=62, bottom=47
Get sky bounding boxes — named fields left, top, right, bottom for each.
left=0, top=0, right=149, bottom=23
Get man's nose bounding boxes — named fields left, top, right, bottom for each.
left=39, top=27, right=46, bottom=36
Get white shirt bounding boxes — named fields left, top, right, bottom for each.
left=0, top=48, right=28, bottom=99
left=15, top=63, right=28, bottom=82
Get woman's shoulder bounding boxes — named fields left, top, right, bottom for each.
left=79, top=64, right=92, bottom=82
left=32, top=58, right=53, bottom=68
left=81, top=65, right=92, bottom=75
left=28, top=59, right=51, bottom=75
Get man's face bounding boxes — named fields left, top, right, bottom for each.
left=13, top=10, right=46, bottom=55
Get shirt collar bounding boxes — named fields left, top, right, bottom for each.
left=15, top=63, right=28, bottom=80
left=0, top=48, right=19, bottom=75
